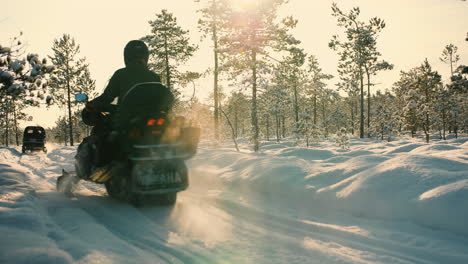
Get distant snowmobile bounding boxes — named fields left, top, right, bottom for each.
left=56, top=83, right=200, bottom=206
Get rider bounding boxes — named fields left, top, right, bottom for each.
left=82, top=40, right=174, bottom=172
left=58, top=40, right=175, bottom=194
left=86, top=40, right=168, bottom=111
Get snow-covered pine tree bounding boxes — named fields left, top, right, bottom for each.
left=220, top=1, right=300, bottom=151
left=396, top=60, right=442, bottom=143
left=318, top=88, right=339, bottom=138
left=447, top=65, right=468, bottom=137
left=324, top=93, right=348, bottom=136
left=260, top=81, right=290, bottom=142
left=335, top=127, right=350, bottom=150
left=304, top=55, right=333, bottom=127
left=224, top=91, right=250, bottom=139
left=197, top=0, right=231, bottom=143
left=370, top=90, right=398, bottom=141
left=337, top=74, right=360, bottom=136
left=330, top=3, right=388, bottom=138
left=293, top=111, right=314, bottom=147
left=49, top=115, right=68, bottom=145
left=433, top=86, right=453, bottom=140
left=1, top=33, right=54, bottom=146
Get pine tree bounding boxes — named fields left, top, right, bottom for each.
left=260, top=83, right=289, bottom=142
left=224, top=91, right=251, bottom=139
left=335, top=127, right=350, bottom=149
left=221, top=0, right=299, bottom=151
left=440, top=44, right=460, bottom=77
left=329, top=3, right=389, bottom=138
left=337, top=72, right=360, bottom=135
left=197, top=0, right=231, bottom=144
left=447, top=65, right=468, bottom=137
left=395, top=60, right=442, bottom=143
left=49, top=116, right=69, bottom=145
left=304, top=55, right=333, bottom=126
left=1, top=33, right=54, bottom=146
left=49, top=34, right=94, bottom=146
left=371, top=91, right=398, bottom=141
left=278, top=48, right=306, bottom=131
left=142, top=9, right=198, bottom=99
left=318, top=88, right=340, bottom=138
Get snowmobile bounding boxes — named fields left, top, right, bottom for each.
left=22, top=126, right=47, bottom=153
left=56, top=83, right=200, bottom=205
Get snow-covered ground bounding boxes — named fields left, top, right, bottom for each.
left=0, top=137, right=467, bottom=264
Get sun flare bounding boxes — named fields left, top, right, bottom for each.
left=228, top=0, right=258, bottom=11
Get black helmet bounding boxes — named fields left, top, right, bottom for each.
left=124, top=40, right=149, bottom=66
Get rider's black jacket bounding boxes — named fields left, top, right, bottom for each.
left=89, top=63, right=170, bottom=110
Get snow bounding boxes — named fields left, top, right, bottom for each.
left=0, top=137, right=467, bottom=263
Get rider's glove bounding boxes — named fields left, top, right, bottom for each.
left=85, top=102, right=99, bottom=112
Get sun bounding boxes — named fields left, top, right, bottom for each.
left=228, top=0, right=258, bottom=11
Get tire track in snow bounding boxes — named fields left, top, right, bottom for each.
left=212, top=197, right=465, bottom=264
left=176, top=166, right=465, bottom=263
left=21, top=147, right=200, bottom=263
left=42, top=194, right=212, bottom=264
left=6, top=144, right=468, bottom=264
left=18, top=152, right=59, bottom=189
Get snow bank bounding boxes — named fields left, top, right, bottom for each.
left=190, top=137, right=468, bottom=236
left=0, top=147, right=74, bottom=263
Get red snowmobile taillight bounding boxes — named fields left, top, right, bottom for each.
left=147, top=118, right=165, bottom=126
left=147, top=119, right=156, bottom=126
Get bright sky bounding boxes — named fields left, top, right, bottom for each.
left=2, top=0, right=468, bottom=128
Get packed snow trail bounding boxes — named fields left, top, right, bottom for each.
left=0, top=138, right=467, bottom=263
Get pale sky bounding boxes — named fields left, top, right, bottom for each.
left=2, top=0, right=468, bottom=128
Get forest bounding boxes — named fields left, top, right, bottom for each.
left=1, top=0, right=467, bottom=151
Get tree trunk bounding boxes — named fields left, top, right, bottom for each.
left=365, top=68, right=371, bottom=138
left=212, top=15, right=220, bottom=143
left=266, top=115, right=270, bottom=141
left=313, top=94, right=317, bottom=125
left=350, top=101, right=355, bottom=135
left=359, top=69, right=365, bottom=138
left=5, top=104, right=9, bottom=147
left=454, top=111, right=458, bottom=139
left=442, top=111, right=446, bottom=140
left=275, top=112, right=280, bottom=142
left=67, top=78, right=74, bottom=146
left=450, top=53, right=454, bottom=77
left=282, top=115, right=286, bottom=138
left=64, top=125, right=68, bottom=146
left=220, top=107, right=239, bottom=152
left=234, top=104, right=238, bottom=139
left=293, top=78, right=299, bottom=130
left=424, top=113, right=430, bottom=143
left=164, top=33, right=171, bottom=90
left=322, top=101, right=328, bottom=138
left=251, top=50, right=259, bottom=152
left=424, top=86, right=430, bottom=143
left=13, top=104, right=19, bottom=146
left=241, top=118, right=245, bottom=137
